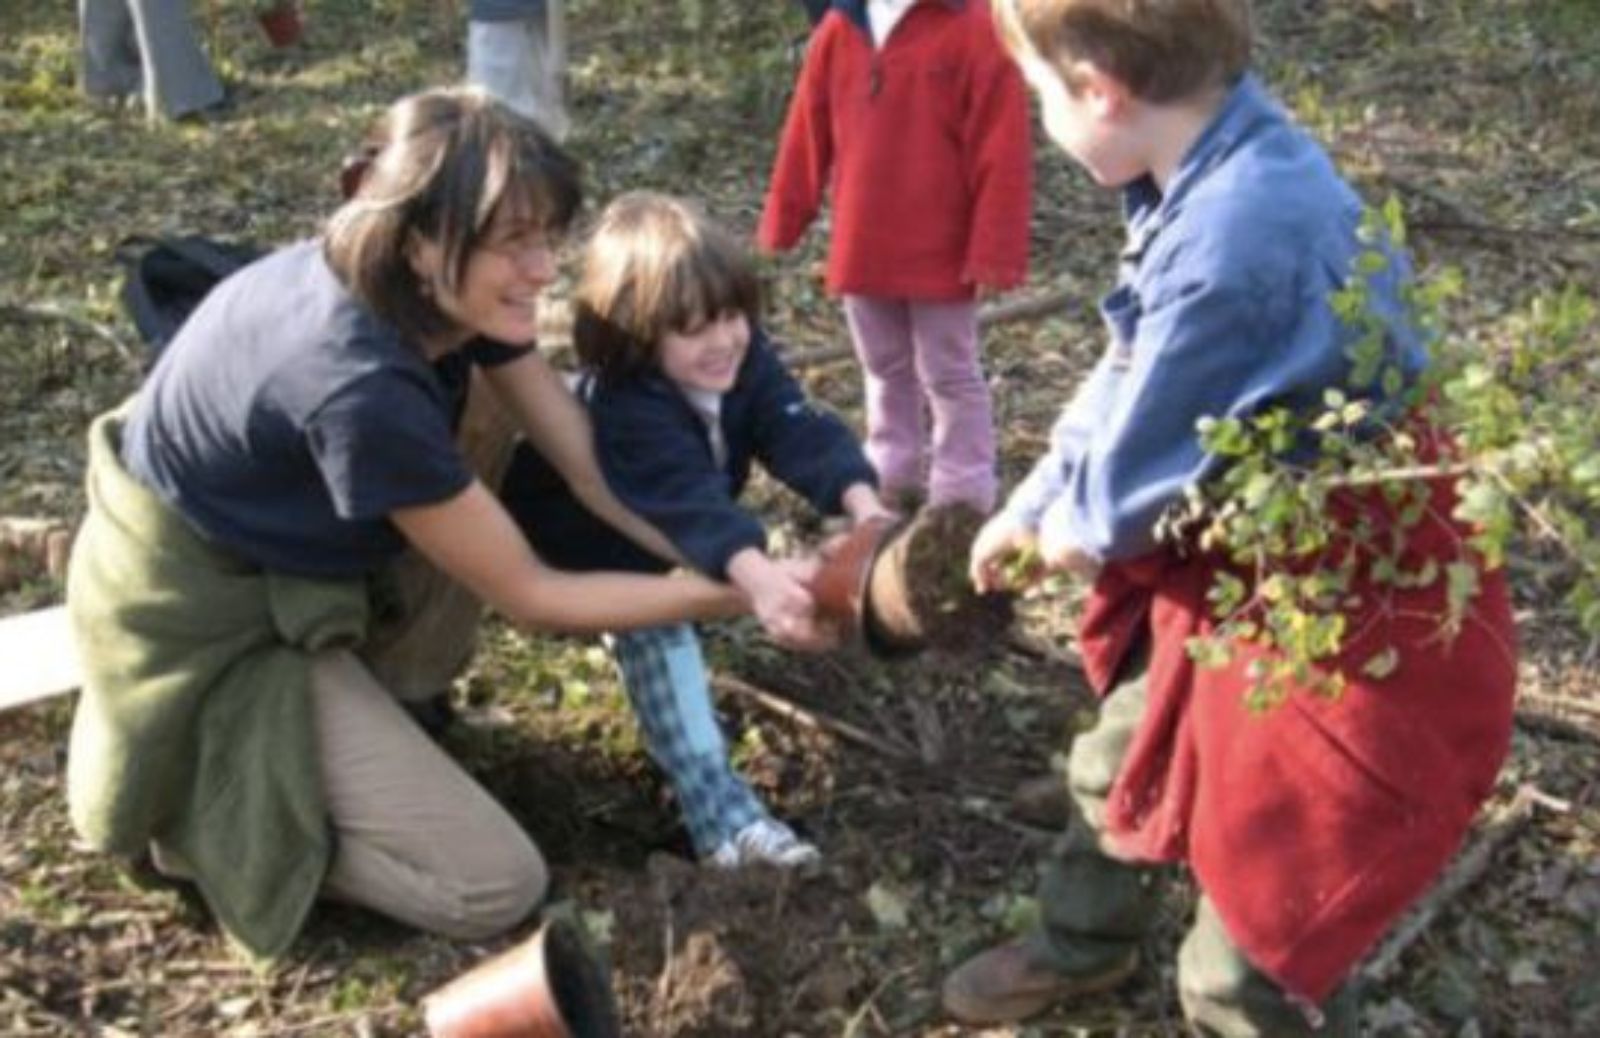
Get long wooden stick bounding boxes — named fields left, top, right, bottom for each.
left=1518, top=690, right=1600, bottom=720
left=0, top=300, right=138, bottom=363
left=1361, top=785, right=1540, bottom=982
left=711, top=674, right=917, bottom=761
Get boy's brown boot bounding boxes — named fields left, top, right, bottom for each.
left=941, top=939, right=1137, bottom=1024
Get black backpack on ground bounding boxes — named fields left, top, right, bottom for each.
left=118, top=235, right=264, bottom=365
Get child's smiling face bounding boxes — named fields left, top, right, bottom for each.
left=659, top=311, right=750, bottom=394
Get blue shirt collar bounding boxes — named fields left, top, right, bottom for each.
left=1122, top=73, right=1279, bottom=256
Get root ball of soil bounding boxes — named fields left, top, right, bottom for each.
left=866, top=504, right=1013, bottom=656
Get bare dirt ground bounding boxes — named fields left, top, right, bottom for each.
left=3, top=1, right=1600, bottom=1035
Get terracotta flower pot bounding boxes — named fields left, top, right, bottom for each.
left=807, top=515, right=924, bottom=658
left=422, top=919, right=622, bottom=1038
left=257, top=3, right=304, bottom=48
left=810, top=505, right=1013, bottom=660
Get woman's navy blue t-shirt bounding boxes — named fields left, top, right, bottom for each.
left=122, top=240, right=529, bottom=577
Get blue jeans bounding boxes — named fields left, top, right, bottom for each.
left=606, top=623, right=766, bottom=855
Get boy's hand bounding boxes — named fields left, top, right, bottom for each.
left=728, top=548, right=837, bottom=652
left=969, top=514, right=1040, bottom=593
left=1039, top=523, right=1101, bottom=581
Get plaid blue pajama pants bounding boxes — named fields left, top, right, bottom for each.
left=606, top=623, right=767, bottom=856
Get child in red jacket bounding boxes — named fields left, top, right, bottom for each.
left=758, top=0, right=1032, bottom=512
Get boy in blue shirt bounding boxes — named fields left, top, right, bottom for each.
left=943, top=1, right=1516, bottom=1034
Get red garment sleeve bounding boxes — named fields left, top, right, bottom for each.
left=757, top=20, right=837, bottom=253
left=960, top=13, right=1033, bottom=291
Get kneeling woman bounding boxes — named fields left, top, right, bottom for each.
left=64, top=87, right=776, bottom=959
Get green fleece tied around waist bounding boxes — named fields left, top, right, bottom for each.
left=66, top=403, right=371, bottom=961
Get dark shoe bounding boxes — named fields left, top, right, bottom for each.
left=172, top=89, right=234, bottom=125
left=1009, top=772, right=1074, bottom=830
left=942, top=939, right=1137, bottom=1024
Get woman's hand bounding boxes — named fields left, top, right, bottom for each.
left=727, top=548, right=836, bottom=652
left=968, top=513, right=1040, bottom=594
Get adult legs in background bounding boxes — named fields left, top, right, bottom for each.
left=79, top=0, right=224, bottom=120
left=467, top=0, right=569, bottom=140
left=80, top=0, right=143, bottom=101
left=907, top=299, right=995, bottom=512
left=843, top=295, right=925, bottom=502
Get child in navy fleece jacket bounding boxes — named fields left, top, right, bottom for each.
left=501, top=192, right=892, bottom=865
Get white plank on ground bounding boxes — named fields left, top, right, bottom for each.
left=0, top=605, right=81, bottom=712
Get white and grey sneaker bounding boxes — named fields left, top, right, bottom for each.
left=708, top=818, right=821, bottom=869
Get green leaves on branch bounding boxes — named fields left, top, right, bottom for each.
left=1175, top=201, right=1600, bottom=709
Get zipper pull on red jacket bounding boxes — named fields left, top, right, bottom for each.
left=869, top=59, right=883, bottom=98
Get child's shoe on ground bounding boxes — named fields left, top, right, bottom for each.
left=708, top=818, right=820, bottom=869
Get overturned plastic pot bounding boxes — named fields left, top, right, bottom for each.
left=423, top=919, right=621, bottom=1038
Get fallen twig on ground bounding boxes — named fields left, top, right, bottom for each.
left=1514, top=709, right=1600, bottom=744
left=712, top=674, right=917, bottom=761
left=1518, top=690, right=1600, bottom=720
left=1005, top=629, right=1083, bottom=671
left=0, top=300, right=138, bottom=364
left=1362, top=784, right=1543, bottom=982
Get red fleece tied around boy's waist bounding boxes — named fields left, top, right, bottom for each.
left=1076, top=478, right=1516, bottom=1004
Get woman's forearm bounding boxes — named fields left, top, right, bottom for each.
left=394, top=481, right=736, bottom=636
left=504, top=566, right=744, bottom=634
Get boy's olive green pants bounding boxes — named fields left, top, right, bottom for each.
left=1028, top=650, right=1359, bottom=1036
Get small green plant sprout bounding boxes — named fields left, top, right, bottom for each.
left=1167, top=200, right=1600, bottom=711
left=996, top=542, right=1044, bottom=592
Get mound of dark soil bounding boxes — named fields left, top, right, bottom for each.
left=602, top=855, right=861, bottom=1037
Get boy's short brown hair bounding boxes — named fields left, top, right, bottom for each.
left=574, top=192, right=761, bottom=384
left=994, top=0, right=1252, bottom=103
left=323, top=86, right=581, bottom=344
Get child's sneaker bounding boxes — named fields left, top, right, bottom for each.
left=708, top=818, right=821, bottom=869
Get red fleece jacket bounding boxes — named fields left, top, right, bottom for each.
left=758, top=0, right=1032, bottom=299
left=1078, top=473, right=1516, bottom=1004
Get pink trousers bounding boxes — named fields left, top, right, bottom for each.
left=843, top=295, right=997, bottom=511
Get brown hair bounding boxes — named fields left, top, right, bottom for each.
left=323, top=86, right=581, bottom=344
left=992, top=0, right=1252, bottom=103
left=573, top=192, right=761, bottom=384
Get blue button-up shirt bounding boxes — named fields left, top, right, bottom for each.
left=1002, top=74, right=1425, bottom=561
